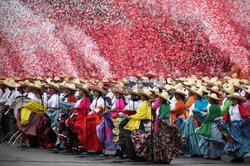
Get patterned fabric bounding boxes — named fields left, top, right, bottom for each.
left=131, top=118, right=185, bottom=163
left=112, top=117, right=124, bottom=143
left=215, top=118, right=250, bottom=159
left=193, top=110, right=207, bottom=127
left=174, top=117, right=202, bottom=156
left=96, top=112, right=119, bottom=151
left=198, top=123, right=225, bottom=158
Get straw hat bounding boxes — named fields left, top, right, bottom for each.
left=111, top=87, right=128, bottom=96
left=150, top=87, right=160, bottom=93
left=156, top=91, right=171, bottom=102
left=54, top=76, right=61, bottom=82
left=65, top=83, right=76, bottom=91
left=242, top=86, right=250, bottom=95
left=48, top=82, right=60, bottom=91
left=223, top=86, right=234, bottom=95
left=77, top=83, right=90, bottom=94
left=186, top=86, right=197, bottom=93
left=190, top=87, right=204, bottom=99
left=173, top=83, right=183, bottom=90
left=30, top=81, right=42, bottom=90
left=210, top=86, right=222, bottom=95
left=164, top=84, right=172, bottom=91
left=127, top=89, right=140, bottom=96
left=71, top=79, right=81, bottom=85
left=138, top=89, right=153, bottom=99
left=172, top=89, right=186, bottom=96
left=4, top=78, right=19, bottom=88
left=23, top=80, right=32, bottom=87
left=205, top=93, right=221, bottom=101
left=227, top=93, right=246, bottom=102
left=200, top=86, right=210, bottom=93
left=88, top=83, right=107, bottom=95
left=207, top=77, right=217, bottom=86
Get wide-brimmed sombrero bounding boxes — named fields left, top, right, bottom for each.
left=155, top=91, right=171, bottom=102
left=205, top=93, right=221, bottom=101
left=227, top=93, right=246, bottom=102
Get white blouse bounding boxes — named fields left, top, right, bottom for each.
left=90, top=97, right=107, bottom=113
left=229, top=104, right=242, bottom=121
left=47, top=94, right=59, bottom=108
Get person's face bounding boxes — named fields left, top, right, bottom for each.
left=151, top=91, right=158, bottom=98
left=140, top=95, right=147, bottom=101
left=158, top=97, right=164, bottom=104
left=188, top=91, right=193, bottom=97
left=175, top=94, right=180, bottom=100
left=115, top=92, right=122, bottom=99
left=93, top=90, right=101, bottom=98
left=194, top=94, right=199, bottom=100
left=50, top=88, right=57, bottom=94
left=79, top=89, right=87, bottom=97
left=208, top=98, right=214, bottom=104
left=65, top=89, right=71, bottom=93
left=245, top=93, right=250, bottom=99
left=232, top=98, right=240, bottom=106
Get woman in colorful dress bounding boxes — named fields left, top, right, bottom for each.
left=96, top=87, right=126, bottom=154
left=196, top=93, right=225, bottom=160
left=170, top=89, right=186, bottom=124
left=84, top=84, right=106, bottom=153
left=118, top=89, right=152, bottom=160
left=117, top=89, right=142, bottom=159
left=215, top=93, right=249, bottom=162
left=132, top=91, right=185, bottom=163
left=17, top=81, right=45, bottom=147
left=70, top=84, right=91, bottom=152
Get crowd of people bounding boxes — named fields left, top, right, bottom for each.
left=0, top=73, right=249, bottom=164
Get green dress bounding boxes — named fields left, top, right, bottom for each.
left=159, top=103, right=170, bottom=123
left=196, top=104, right=221, bottom=137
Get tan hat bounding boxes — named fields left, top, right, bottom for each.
left=172, top=89, right=186, bottom=96
left=54, top=76, right=61, bottom=82
left=200, top=86, right=210, bottom=93
left=23, top=80, right=32, bottom=87
left=242, top=86, right=250, bottom=95
left=71, top=79, right=81, bottom=85
left=77, top=83, right=90, bottom=94
left=65, top=83, right=76, bottom=91
left=173, top=83, right=183, bottom=90
left=4, top=78, right=19, bottom=88
left=190, top=87, right=204, bottom=98
left=227, top=93, right=246, bottom=102
left=48, top=82, right=60, bottom=91
left=150, top=87, right=160, bottom=93
left=186, top=86, right=197, bottom=93
left=156, top=91, right=171, bottom=102
left=207, top=77, right=218, bottom=86
left=210, top=86, right=222, bottom=95
left=164, top=84, right=172, bottom=91
left=127, top=89, right=139, bottom=96
left=30, top=81, right=42, bottom=90
left=223, top=86, right=234, bottom=95
left=138, top=89, right=153, bottom=99
left=205, top=93, right=221, bottom=101
left=111, top=85, right=128, bottom=96
left=88, top=83, right=107, bottom=95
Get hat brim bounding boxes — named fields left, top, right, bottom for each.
left=227, top=95, right=246, bottom=102
left=155, top=92, right=171, bottom=102
left=172, top=90, right=186, bottom=97
left=77, top=85, right=90, bottom=94
left=89, top=85, right=107, bottom=95
left=138, top=90, right=154, bottom=99
left=205, top=95, right=221, bottom=101
left=111, top=88, right=128, bottom=96
left=48, top=83, right=60, bottom=91
left=127, top=89, right=139, bottom=96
